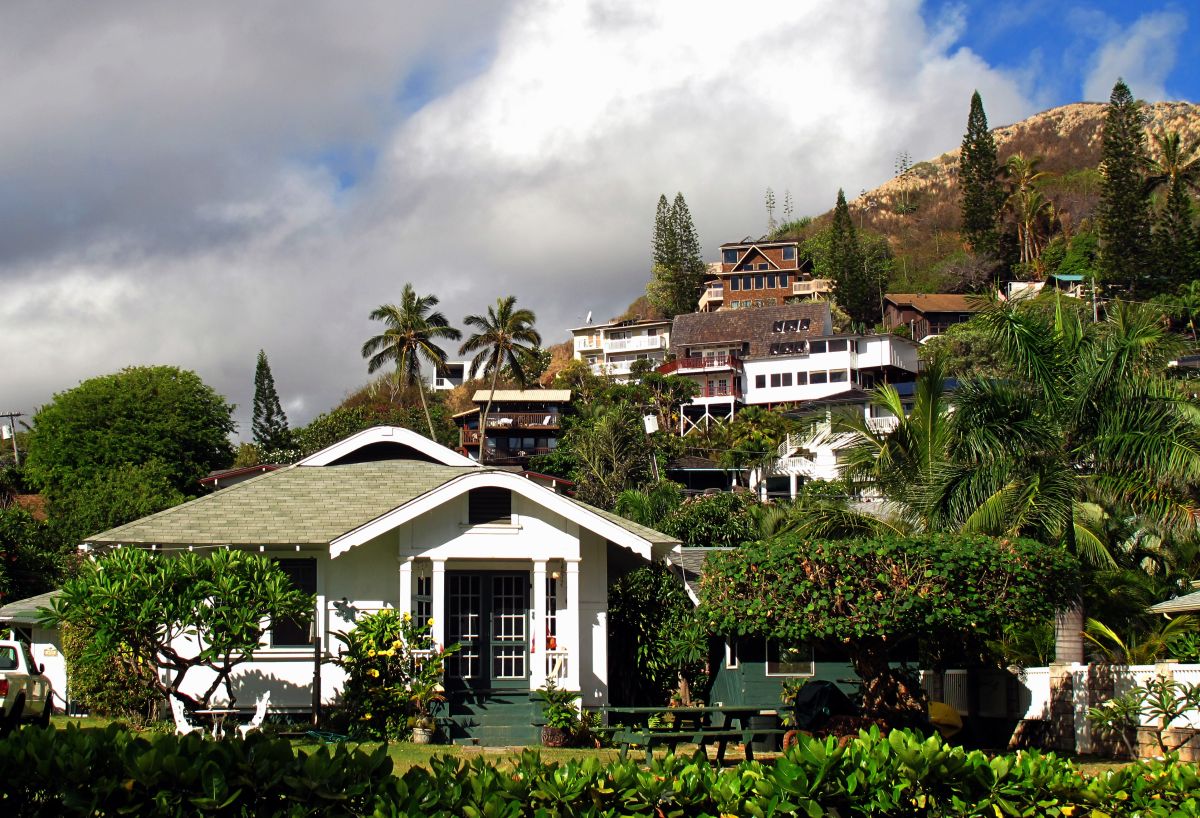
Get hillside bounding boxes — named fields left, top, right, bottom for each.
left=788, top=101, right=1200, bottom=291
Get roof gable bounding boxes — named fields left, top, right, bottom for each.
left=670, top=303, right=834, bottom=358
left=297, top=426, right=476, bottom=467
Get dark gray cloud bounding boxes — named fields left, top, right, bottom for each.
left=2, top=0, right=1166, bottom=442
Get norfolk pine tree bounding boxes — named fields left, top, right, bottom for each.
left=959, top=91, right=1005, bottom=258
left=648, top=192, right=707, bottom=317
left=829, top=189, right=883, bottom=328
left=1098, top=79, right=1153, bottom=296
left=252, top=350, right=292, bottom=454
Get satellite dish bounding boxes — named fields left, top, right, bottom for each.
left=585, top=311, right=592, bottom=324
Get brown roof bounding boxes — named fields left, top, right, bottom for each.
left=669, top=303, right=833, bottom=359
left=884, top=293, right=986, bottom=314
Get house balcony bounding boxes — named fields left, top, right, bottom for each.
left=603, top=335, right=667, bottom=353
left=589, top=357, right=662, bottom=377
left=658, top=353, right=742, bottom=375
left=575, top=337, right=601, bottom=351
left=691, top=383, right=743, bottom=403
left=792, top=278, right=833, bottom=298
left=697, top=286, right=724, bottom=312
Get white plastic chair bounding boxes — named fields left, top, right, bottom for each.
left=237, top=692, right=271, bottom=738
left=170, top=698, right=201, bottom=737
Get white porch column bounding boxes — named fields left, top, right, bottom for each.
left=789, top=472, right=798, bottom=499
left=563, top=559, right=581, bottom=690
left=398, top=557, right=413, bottom=616
left=531, top=560, right=547, bottom=689
left=430, top=559, right=446, bottom=648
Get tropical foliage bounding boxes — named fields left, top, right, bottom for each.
left=459, top=295, right=541, bottom=462
left=700, top=533, right=1080, bottom=718
left=44, top=548, right=312, bottom=711
left=362, top=285, right=462, bottom=441
left=333, top=609, right=456, bottom=740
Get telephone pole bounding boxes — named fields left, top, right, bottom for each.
left=1, top=411, right=23, bottom=467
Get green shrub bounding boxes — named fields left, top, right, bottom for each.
left=2, top=724, right=1198, bottom=816
left=59, top=620, right=159, bottom=724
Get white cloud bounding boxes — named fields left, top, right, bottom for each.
left=1082, top=10, right=1186, bottom=102
left=1, top=0, right=1034, bottom=437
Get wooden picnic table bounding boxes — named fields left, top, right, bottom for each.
left=595, top=705, right=781, bottom=762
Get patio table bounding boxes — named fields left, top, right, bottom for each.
left=195, top=708, right=242, bottom=740
left=595, top=705, right=777, bottom=762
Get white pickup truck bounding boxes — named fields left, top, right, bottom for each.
left=0, top=639, right=53, bottom=726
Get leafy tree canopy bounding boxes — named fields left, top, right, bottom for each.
left=0, top=506, right=62, bottom=606
left=44, top=548, right=312, bottom=710
left=50, top=460, right=186, bottom=544
left=700, top=533, right=1080, bottom=716
left=25, top=366, right=235, bottom=500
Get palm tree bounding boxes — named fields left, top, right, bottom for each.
left=1005, top=154, right=1055, bottom=267
left=1144, top=130, right=1200, bottom=199
left=361, top=285, right=461, bottom=441
left=459, top=296, right=541, bottom=463
left=928, top=297, right=1200, bottom=660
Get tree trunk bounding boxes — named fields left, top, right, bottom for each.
left=1054, top=606, right=1085, bottom=664
left=479, top=361, right=501, bottom=463
left=850, top=640, right=926, bottom=722
left=416, top=376, right=436, bottom=442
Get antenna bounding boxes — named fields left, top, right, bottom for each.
left=585, top=311, right=592, bottom=324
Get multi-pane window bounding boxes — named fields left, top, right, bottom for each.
left=769, top=373, right=793, bottom=388
left=446, top=574, right=481, bottom=680
left=491, top=575, right=527, bottom=680
left=782, top=246, right=796, bottom=261
left=723, top=249, right=738, bottom=264
left=415, top=575, right=432, bottom=624
left=271, top=559, right=316, bottom=647
left=545, top=576, right=558, bottom=647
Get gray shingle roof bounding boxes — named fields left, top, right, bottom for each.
left=85, top=460, right=680, bottom=550
left=670, top=303, right=833, bottom=359
left=0, top=590, right=61, bottom=624
left=667, top=546, right=734, bottom=600
left=87, top=462, right=478, bottom=546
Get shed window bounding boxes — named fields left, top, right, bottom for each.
left=469, top=488, right=512, bottom=525
left=271, top=559, right=316, bottom=648
left=766, top=640, right=814, bottom=676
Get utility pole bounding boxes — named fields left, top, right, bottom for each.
left=1091, top=277, right=1099, bottom=323
left=0, top=411, right=22, bottom=467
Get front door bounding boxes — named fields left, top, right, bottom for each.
left=445, top=571, right=530, bottom=690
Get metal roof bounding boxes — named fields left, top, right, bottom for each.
left=1148, top=590, right=1200, bottom=615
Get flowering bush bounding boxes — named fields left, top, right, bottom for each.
left=333, top=610, right=458, bottom=740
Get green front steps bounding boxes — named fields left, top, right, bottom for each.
left=444, top=689, right=540, bottom=746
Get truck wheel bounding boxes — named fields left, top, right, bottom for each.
left=38, top=697, right=52, bottom=727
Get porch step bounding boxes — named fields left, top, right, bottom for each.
left=446, top=689, right=541, bottom=747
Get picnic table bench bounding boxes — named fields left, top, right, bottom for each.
left=596, top=706, right=782, bottom=762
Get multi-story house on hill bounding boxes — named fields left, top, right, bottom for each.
left=453, top=389, right=572, bottom=467
left=664, top=303, right=919, bottom=434
left=569, top=317, right=672, bottom=381
left=883, top=293, right=984, bottom=342
left=697, top=237, right=832, bottom=313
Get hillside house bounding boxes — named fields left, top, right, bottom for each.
left=698, top=237, right=831, bottom=313
left=453, top=390, right=571, bottom=468
left=664, top=304, right=919, bottom=434
left=80, top=426, right=679, bottom=745
left=883, top=293, right=985, bottom=341
left=570, top=318, right=672, bottom=381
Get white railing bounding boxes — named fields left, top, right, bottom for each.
left=792, top=278, right=833, bottom=296
left=866, top=416, right=900, bottom=433
left=576, top=337, right=601, bottom=351
left=605, top=335, right=667, bottom=353
left=545, top=650, right=568, bottom=682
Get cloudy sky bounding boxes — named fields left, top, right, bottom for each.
left=1, top=0, right=1195, bottom=437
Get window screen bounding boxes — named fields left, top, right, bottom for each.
left=469, top=488, right=512, bottom=525
left=272, top=559, right=316, bottom=648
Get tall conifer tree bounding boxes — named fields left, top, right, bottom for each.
left=1098, top=79, right=1153, bottom=295
left=1154, top=175, right=1200, bottom=290
left=252, top=350, right=291, bottom=454
left=648, top=192, right=706, bottom=317
left=829, top=189, right=882, bottom=328
left=959, top=91, right=1004, bottom=257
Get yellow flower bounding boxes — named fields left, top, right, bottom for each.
left=367, top=649, right=377, bottom=657
left=427, top=617, right=435, bottom=627
left=362, top=713, right=372, bottom=721
left=392, top=640, right=403, bottom=649
left=403, top=612, right=411, bottom=621
left=368, top=669, right=380, bottom=678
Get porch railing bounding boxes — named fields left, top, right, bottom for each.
left=545, top=650, right=568, bottom=683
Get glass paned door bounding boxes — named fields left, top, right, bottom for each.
left=445, top=571, right=529, bottom=689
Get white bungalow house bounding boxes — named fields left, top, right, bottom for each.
left=81, top=427, right=679, bottom=744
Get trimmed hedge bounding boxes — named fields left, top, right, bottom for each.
left=2, top=724, right=1199, bottom=816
